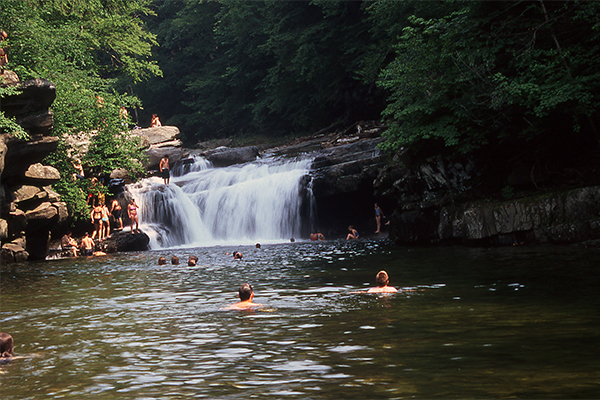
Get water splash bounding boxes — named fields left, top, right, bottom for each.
left=128, top=156, right=314, bottom=248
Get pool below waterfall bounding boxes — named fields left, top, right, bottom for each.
left=2, top=240, right=600, bottom=399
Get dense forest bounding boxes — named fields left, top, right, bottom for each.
left=2, top=0, right=600, bottom=217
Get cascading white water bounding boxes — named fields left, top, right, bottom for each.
left=127, top=155, right=314, bottom=248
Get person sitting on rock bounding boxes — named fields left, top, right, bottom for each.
left=346, top=225, right=359, bottom=240
left=61, top=231, right=79, bottom=257
left=151, top=114, right=162, bottom=127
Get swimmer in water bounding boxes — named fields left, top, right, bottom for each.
left=0, top=333, right=14, bottom=359
left=366, top=270, right=398, bottom=293
left=224, top=283, right=263, bottom=310
left=187, top=255, right=198, bottom=266
left=158, top=256, right=166, bottom=265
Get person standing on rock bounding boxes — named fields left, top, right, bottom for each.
left=110, top=198, right=123, bottom=231
left=91, top=203, right=103, bottom=240
left=374, top=203, right=385, bottom=234
left=128, top=198, right=140, bottom=234
left=159, top=155, right=170, bottom=185
left=0, top=30, right=8, bottom=76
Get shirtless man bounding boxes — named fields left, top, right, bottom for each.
left=366, top=270, right=398, bottom=293
left=224, top=283, right=263, bottom=310
left=159, top=155, right=170, bottom=185
left=80, top=232, right=95, bottom=257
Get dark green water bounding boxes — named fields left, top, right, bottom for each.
left=2, top=240, right=600, bottom=399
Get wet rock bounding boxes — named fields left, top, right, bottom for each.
left=102, top=230, right=150, bottom=252
left=144, top=146, right=185, bottom=170
left=202, top=146, right=260, bottom=167
left=1, top=242, right=29, bottom=263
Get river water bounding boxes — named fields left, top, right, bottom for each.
left=2, top=241, right=600, bottom=399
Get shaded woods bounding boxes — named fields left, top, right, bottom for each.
left=2, top=0, right=600, bottom=220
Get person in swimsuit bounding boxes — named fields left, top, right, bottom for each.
left=367, top=270, right=399, bottom=293
left=224, top=283, right=263, bottom=310
left=346, top=225, right=359, bottom=240
left=159, top=155, right=170, bottom=185
left=110, top=198, right=123, bottom=231
left=80, top=232, right=95, bottom=256
left=91, top=204, right=103, bottom=240
left=101, top=203, right=110, bottom=239
left=128, top=198, right=139, bottom=234
left=0, top=332, right=14, bottom=359
left=61, top=231, right=79, bottom=257
left=374, top=203, right=385, bottom=234
left=187, top=255, right=198, bottom=266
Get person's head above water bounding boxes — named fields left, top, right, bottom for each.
left=0, top=332, right=14, bottom=358
left=171, top=255, right=179, bottom=265
left=238, top=283, right=254, bottom=301
left=158, top=256, right=166, bottom=265
left=376, top=270, right=390, bottom=287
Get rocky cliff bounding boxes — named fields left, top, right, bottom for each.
left=1, top=77, right=68, bottom=262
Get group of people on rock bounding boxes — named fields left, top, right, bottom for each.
left=59, top=197, right=140, bottom=258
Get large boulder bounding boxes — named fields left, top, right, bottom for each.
left=202, top=146, right=260, bottom=167
left=133, top=126, right=180, bottom=148
left=24, top=163, right=61, bottom=184
left=1, top=242, right=29, bottom=263
left=1, top=136, right=59, bottom=183
left=144, top=146, right=185, bottom=170
left=0, top=79, right=56, bottom=117
left=103, top=230, right=150, bottom=252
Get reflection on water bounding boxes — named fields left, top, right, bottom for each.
left=2, top=241, right=600, bottom=398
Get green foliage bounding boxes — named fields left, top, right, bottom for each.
left=0, top=0, right=160, bottom=219
left=0, top=84, right=28, bottom=139
left=135, top=0, right=384, bottom=142
left=375, top=1, right=600, bottom=154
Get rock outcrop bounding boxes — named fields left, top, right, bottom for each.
left=1, top=78, right=68, bottom=262
left=374, top=153, right=600, bottom=246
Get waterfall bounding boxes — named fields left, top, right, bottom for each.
left=127, top=155, right=314, bottom=248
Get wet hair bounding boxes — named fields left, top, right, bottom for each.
left=238, top=283, right=253, bottom=301
left=290, top=238, right=295, bottom=242
left=255, top=243, right=261, bottom=249
left=171, top=256, right=179, bottom=265
left=233, top=251, right=242, bottom=259
left=158, top=256, right=166, bottom=265
left=187, top=255, right=198, bottom=266
left=0, top=332, right=14, bottom=358
left=376, top=270, right=390, bottom=287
